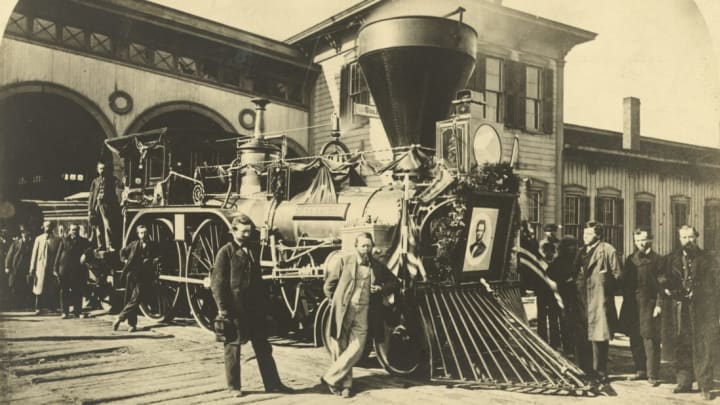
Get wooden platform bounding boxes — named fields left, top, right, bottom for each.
left=0, top=310, right=716, bottom=404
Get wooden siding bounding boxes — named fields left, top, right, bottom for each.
left=564, top=159, right=720, bottom=255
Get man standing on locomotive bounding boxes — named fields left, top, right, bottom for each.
left=88, top=161, right=121, bottom=251
left=112, top=224, right=159, bottom=332
left=54, top=224, right=91, bottom=318
left=210, top=215, right=293, bottom=398
left=322, top=232, right=399, bottom=398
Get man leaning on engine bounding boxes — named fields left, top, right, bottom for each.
left=321, top=232, right=400, bottom=398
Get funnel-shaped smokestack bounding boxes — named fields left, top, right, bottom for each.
left=357, top=16, right=477, bottom=150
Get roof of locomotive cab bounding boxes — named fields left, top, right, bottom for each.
left=105, top=127, right=250, bottom=155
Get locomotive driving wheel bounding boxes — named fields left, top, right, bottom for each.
left=133, top=218, right=183, bottom=322
left=185, top=218, right=230, bottom=332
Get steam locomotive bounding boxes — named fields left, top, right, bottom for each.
left=100, top=16, right=588, bottom=392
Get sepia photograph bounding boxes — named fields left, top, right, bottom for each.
left=0, top=0, right=719, bottom=403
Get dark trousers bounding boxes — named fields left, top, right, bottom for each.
left=629, top=331, right=647, bottom=375
left=643, top=338, right=661, bottom=380
left=537, top=293, right=561, bottom=349
left=592, top=341, right=609, bottom=381
left=224, top=326, right=282, bottom=390
left=117, top=278, right=144, bottom=327
left=60, top=278, right=84, bottom=316
left=674, top=306, right=716, bottom=391
left=35, top=292, right=58, bottom=311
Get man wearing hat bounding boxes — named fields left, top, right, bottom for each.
left=210, top=215, right=293, bottom=397
left=54, top=224, right=91, bottom=318
left=29, top=221, right=61, bottom=314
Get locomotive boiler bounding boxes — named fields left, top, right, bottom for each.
left=104, top=15, right=589, bottom=393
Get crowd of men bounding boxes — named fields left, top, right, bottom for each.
left=523, top=221, right=720, bottom=400
left=1, top=161, right=718, bottom=401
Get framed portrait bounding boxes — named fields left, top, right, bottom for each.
left=463, top=207, right=499, bottom=272
left=458, top=192, right=517, bottom=283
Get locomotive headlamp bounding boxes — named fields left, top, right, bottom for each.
left=472, top=124, right=502, bottom=165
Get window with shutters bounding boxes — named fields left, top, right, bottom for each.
left=671, top=196, right=689, bottom=251
left=525, top=66, right=542, bottom=131
left=704, top=200, right=720, bottom=254
left=563, top=187, right=588, bottom=242
left=635, top=193, right=654, bottom=236
left=596, top=192, right=624, bottom=253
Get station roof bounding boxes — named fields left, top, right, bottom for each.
left=15, top=0, right=317, bottom=70
left=564, top=123, right=720, bottom=175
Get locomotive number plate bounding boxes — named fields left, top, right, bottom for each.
left=293, top=203, right=349, bottom=220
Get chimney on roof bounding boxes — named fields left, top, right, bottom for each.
left=623, top=97, right=640, bottom=150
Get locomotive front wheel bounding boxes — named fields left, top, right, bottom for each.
left=136, top=219, right=183, bottom=322
left=185, top=218, right=230, bottom=332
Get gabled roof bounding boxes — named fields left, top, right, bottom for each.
left=285, top=0, right=596, bottom=50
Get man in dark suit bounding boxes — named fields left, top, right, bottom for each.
left=5, top=225, right=33, bottom=309
left=468, top=220, right=487, bottom=258
left=618, top=228, right=663, bottom=386
left=666, top=225, right=720, bottom=400
left=112, top=224, right=158, bottom=332
left=88, top=161, right=121, bottom=251
left=322, top=232, right=399, bottom=398
left=210, top=215, right=293, bottom=398
left=54, top=224, right=91, bottom=318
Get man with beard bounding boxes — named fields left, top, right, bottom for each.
left=666, top=225, right=720, bottom=400
left=29, top=221, right=61, bottom=314
left=322, top=232, right=399, bottom=398
left=54, top=224, right=91, bottom=318
left=618, top=229, right=664, bottom=386
left=210, top=215, right=293, bottom=398
left=575, top=221, right=622, bottom=389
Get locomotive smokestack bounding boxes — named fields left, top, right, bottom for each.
left=357, top=16, right=477, bottom=152
left=251, top=98, right=270, bottom=141
left=236, top=98, right=279, bottom=196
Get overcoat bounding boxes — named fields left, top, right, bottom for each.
left=210, top=241, right=268, bottom=342
left=29, top=233, right=61, bottom=295
left=5, top=238, right=32, bottom=289
left=54, top=236, right=91, bottom=283
left=323, top=253, right=399, bottom=340
left=618, top=250, right=663, bottom=338
left=575, top=241, right=622, bottom=342
left=665, top=247, right=720, bottom=381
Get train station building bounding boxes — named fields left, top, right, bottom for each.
left=1, top=0, right=719, bottom=256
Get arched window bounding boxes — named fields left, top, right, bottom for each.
left=596, top=188, right=623, bottom=253
left=671, top=195, right=690, bottom=250
left=704, top=199, right=720, bottom=254
left=634, top=192, right=655, bottom=237
left=562, top=185, right=589, bottom=241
